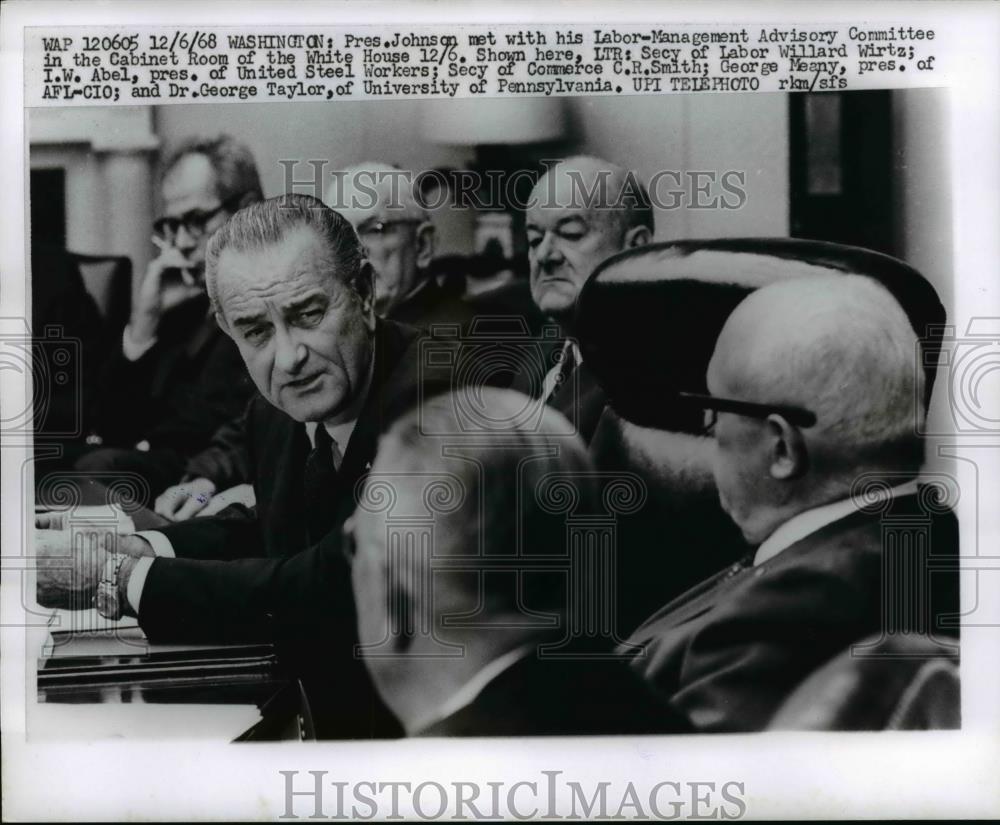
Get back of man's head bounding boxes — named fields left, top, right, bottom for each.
left=163, top=134, right=263, bottom=205
left=707, top=274, right=924, bottom=536
left=358, top=388, right=594, bottom=631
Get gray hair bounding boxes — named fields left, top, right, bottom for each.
left=332, top=161, right=430, bottom=222
left=205, top=193, right=364, bottom=319
left=163, top=134, right=263, bottom=206
left=371, top=388, right=596, bottom=612
left=715, top=273, right=925, bottom=479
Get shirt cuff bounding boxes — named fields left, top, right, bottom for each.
left=126, top=556, right=156, bottom=614
left=135, top=530, right=176, bottom=559
left=122, top=325, right=157, bottom=361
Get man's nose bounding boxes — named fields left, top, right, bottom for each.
left=274, top=325, right=307, bottom=374
left=535, top=231, right=562, bottom=265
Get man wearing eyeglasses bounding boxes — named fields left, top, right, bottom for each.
left=621, top=274, right=959, bottom=732
left=332, top=161, right=475, bottom=328
left=36, top=194, right=463, bottom=739
left=151, top=160, right=477, bottom=522
left=74, top=135, right=261, bottom=492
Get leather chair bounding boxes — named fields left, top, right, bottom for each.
left=574, top=238, right=947, bottom=431
left=769, top=633, right=960, bottom=730
left=571, top=239, right=947, bottom=631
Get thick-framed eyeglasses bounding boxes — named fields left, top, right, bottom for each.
left=152, top=194, right=243, bottom=241
left=678, top=391, right=817, bottom=436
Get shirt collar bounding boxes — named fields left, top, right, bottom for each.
left=753, top=478, right=921, bottom=566
left=408, top=643, right=536, bottom=736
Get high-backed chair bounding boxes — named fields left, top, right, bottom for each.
left=575, top=238, right=946, bottom=432
left=769, top=633, right=960, bottom=730
left=572, top=239, right=947, bottom=632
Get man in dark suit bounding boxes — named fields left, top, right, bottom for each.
left=349, top=387, right=688, bottom=737
left=152, top=160, right=478, bottom=521
left=36, top=194, right=458, bottom=737
left=623, top=273, right=960, bottom=732
left=71, top=135, right=261, bottom=493
left=517, top=156, right=654, bottom=444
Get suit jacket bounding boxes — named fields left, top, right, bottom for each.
left=180, top=279, right=479, bottom=489
left=94, top=293, right=254, bottom=457
left=624, top=491, right=960, bottom=732
left=137, top=320, right=441, bottom=738
left=419, top=653, right=690, bottom=737
left=387, top=277, right=477, bottom=331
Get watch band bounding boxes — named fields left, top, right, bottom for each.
left=94, top=553, right=128, bottom=620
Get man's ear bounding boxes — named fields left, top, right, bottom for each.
left=623, top=224, right=652, bottom=249
left=355, top=262, right=378, bottom=330
left=235, top=191, right=259, bottom=211
left=767, top=414, right=809, bottom=480
left=214, top=311, right=233, bottom=338
left=415, top=221, right=436, bottom=270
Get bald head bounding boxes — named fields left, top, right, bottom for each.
left=329, top=162, right=434, bottom=317
left=706, top=274, right=924, bottom=543
left=526, top=156, right=653, bottom=326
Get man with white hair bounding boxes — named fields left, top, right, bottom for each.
left=333, top=161, right=474, bottom=328
left=349, top=387, right=688, bottom=736
left=623, top=274, right=959, bottom=732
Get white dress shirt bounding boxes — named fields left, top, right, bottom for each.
left=753, top=478, right=921, bottom=567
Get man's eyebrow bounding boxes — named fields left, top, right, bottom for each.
left=231, top=310, right=268, bottom=329
left=282, top=291, right=329, bottom=313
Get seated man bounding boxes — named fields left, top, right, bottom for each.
left=154, top=160, right=477, bottom=522
left=36, top=194, right=463, bottom=738
left=623, top=273, right=960, bottom=732
left=349, top=387, right=688, bottom=736
left=69, top=135, right=261, bottom=493
left=518, top=155, right=654, bottom=444
left=335, top=161, right=476, bottom=329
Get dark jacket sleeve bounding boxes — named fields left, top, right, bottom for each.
left=146, top=332, right=254, bottom=454
left=93, top=300, right=254, bottom=455
left=137, top=527, right=354, bottom=650
left=182, top=408, right=250, bottom=489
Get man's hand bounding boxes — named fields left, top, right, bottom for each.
left=35, top=529, right=154, bottom=610
left=155, top=477, right=218, bottom=521
left=128, top=240, right=203, bottom=348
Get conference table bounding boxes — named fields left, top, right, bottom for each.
left=32, top=475, right=295, bottom=741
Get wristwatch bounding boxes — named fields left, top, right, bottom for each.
left=94, top=553, right=128, bottom=620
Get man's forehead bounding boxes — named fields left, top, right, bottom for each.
left=215, top=229, right=336, bottom=305
left=529, top=164, right=622, bottom=226
left=339, top=175, right=423, bottom=227
left=162, top=153, right=218, bottom=208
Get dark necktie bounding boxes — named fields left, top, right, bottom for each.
left=303, top=424, right=339, bottom=544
